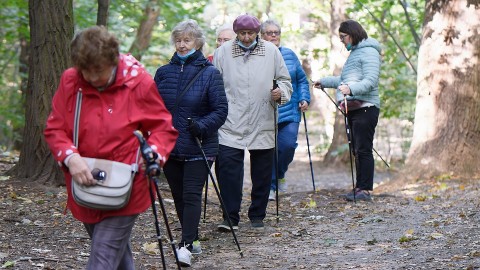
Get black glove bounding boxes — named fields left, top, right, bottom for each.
left=187, top=119, right=202, bottom=138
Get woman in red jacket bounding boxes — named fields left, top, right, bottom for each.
left=44, top=26, right=178, bottom=270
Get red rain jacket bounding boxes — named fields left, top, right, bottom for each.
left=44, top=54, right=178, bottom=223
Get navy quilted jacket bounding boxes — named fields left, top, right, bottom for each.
left=278, top=47, right=310, bottom=124
left=154, top=50, right=228, bottom=158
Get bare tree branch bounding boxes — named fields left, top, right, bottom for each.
left=356, top=0, right=417, bottom=74
left=128, top=0, right=160, bottom=60
left=399, top=0, right=421, bottom=47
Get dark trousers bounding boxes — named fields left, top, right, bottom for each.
left=348, top=106, right=379, bottom=191
left=215, top=144, right=274, bottom=224
left=84, top=215, right=138, bottom=270
left=163, top=159, right=209, bottom=246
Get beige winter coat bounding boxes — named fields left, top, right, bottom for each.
left=213, top=38, right=292, bottom=150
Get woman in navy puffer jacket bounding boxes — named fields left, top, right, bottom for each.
left=154, top=19, right=227, bottom=267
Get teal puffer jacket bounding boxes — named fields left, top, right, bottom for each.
left=320, top=38, right=381, bottom=108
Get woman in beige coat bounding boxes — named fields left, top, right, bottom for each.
left=213, top=14, right=292, bottom=230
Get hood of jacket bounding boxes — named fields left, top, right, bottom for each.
left=77, top=54, right=148, bottom=93
left=352, top=38, right=381, bottom=54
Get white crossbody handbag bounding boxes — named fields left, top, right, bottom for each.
left=71, top=91, right=139, bottom=210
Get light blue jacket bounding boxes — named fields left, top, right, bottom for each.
left=320, top=38, right=381, bottom=108
left=278, top=47, right=310, bottom=123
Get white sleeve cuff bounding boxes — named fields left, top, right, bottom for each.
left=64, top=153, right=80, bottom=167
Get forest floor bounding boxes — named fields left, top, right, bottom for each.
left=1, top=133, right=480, bottom=269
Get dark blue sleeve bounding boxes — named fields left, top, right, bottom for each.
left=196, top=66, right=228, bottom=137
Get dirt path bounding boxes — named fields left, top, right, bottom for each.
left=1, top=133, right=479, bottom=269
left=242, top=122, right=394, bottom=193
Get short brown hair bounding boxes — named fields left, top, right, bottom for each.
left=70, top=26, right=119, bottom=71
left=339, top=20, right=368, bottom=46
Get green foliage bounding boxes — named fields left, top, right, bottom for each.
left=0, top=0, right=424, bottom=153
left=0, top=0, right=28, bottom=151
left=348, top=0, right=424, bottom=121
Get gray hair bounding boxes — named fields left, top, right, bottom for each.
left=260, top=19, right=282, bottom=34
left=171, top=19, right=206, bottom=51
left=216, top=23, right=235, bottom=36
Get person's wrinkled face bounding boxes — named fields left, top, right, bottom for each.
left=216, top=29, right=236, bottom=48
left=175, top=34, right=196, bottom=56
left=237, top=30, right=258, bottom=47
left=262, top=25, right=281, bottom=47
left=81, top=64, right=115, bottom=88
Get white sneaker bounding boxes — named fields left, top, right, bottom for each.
left=278, top=178, right=287, bottom=193
left=176, top=246, right=192, bottom=267
left=191, top=240, right=202, bottom=255
left=269, top=189, right=276, bottom=201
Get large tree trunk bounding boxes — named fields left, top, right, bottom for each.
left=14, top=34, right=30, bottom=150
left=405, top=0, right=480, bottom=178
left=322, top=0, right=349, bottom=165
left=11, top=0, right=74, bottom=185
left=128, top=0, right=160, bottom=60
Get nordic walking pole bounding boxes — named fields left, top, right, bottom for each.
left=202, top=171, right=208, bottom=223
left=133, top=130, right=182, bottom=270
left=315, top=83, right=390, bottom=168
left=187, top=119, right=244, bottom=258
left=302, top=110, right=316, bottom=192
left=272, top=80, right=280, bottom=221
left=343, top=95, right=357, bottom=203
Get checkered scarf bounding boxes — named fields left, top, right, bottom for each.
left=232, top=38, right=266, bottom=62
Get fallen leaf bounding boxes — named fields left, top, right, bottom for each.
left=414, top=195, right=426, bottom=202
left=2, top=261, right=15, bottom=268
left=142, top=242, right=159, bottom=255
left=270, top=232, right=282, bottom=237
left=429, top=232, right=444, bottom=239
left=367, top=238, right=378, bottom=245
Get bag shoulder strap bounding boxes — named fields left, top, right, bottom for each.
left=73, top=91, right=140, bottom=172
left=73, top=91, right=83, bottom=147
left=173, top=65, right=209, bottom=112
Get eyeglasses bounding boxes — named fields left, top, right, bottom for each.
left=265, top=31, right=281, bottom=36
left=339, top=34, right=348, bottom=41
left=217, top=38, right=231, bottom=43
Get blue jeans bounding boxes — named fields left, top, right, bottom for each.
left=215, top=145, right=273, bottom=224
left=271, top=121, right=299, bottom=190
left=348, top=106, right=379, bottom=191
left=163, top=159, right=210, bottom=246
left=84, top=215, right=138, bottom=270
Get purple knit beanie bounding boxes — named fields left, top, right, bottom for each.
left=233, top=14, right=261, bottom=33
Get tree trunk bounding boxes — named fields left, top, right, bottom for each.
left=322, top=0, right=349, bottom=165
left=11, top=0, right=74, bottom=185
left=405, top=0, right=480, bottom=178
left=15, top=34, right=30, bottom=150
left=97, top=0, right=110, bottom=27
left=128, top=0, right=160, bottom=61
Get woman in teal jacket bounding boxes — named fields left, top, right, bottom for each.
left=314, top=19, right=381, bottom=201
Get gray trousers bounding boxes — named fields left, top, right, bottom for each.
left=84, top=215, right=138, bottom=270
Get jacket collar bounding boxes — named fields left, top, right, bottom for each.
left=170, top=50, right=210, bottom=67
left=232, top=38, right=266, bottom=58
